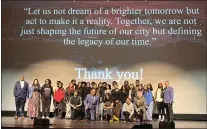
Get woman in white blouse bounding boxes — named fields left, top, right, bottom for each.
left=155, top=82, right=165, bottom=121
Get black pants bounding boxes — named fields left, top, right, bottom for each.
left=123, top=111, right=133, bottom=122
left=54, top=100, right=63, bottom=118
left=164, top=103, right=173, bottom=122
left=134, top=109, right=144, bottom=122
left=42, top=98, right=51, bottom=117
left=157, top=102, right=165, bottom=115
left=71, top=108, right=82, bottom=120
left=15, top=97, right=26, bottom=117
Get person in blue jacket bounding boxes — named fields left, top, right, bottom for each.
left=143, top=84, right=154, bottom=122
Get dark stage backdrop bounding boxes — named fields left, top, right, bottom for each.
left=1, top=1, right=206, bottom=114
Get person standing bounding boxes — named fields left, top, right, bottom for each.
left=27, top=79, right=41, bottom=119
left=82, top=82, right=90, bottom=119
left=155, top=82, right=165, bottom=121
left=128, top=83, right=136, bottom=102
left=65, top=79, right=76, bottom=119
left=120, top=85, right=128, bottom=120
left=40, top=79, right=53, bottom=119
left=13, top=76, right=29, bottom=119
left=124, top=80, right=130, bottom=92
left=143, top=85, right=154, bottom=122
left=84, top=88, right=99, bottom=121
left=164, top=81, right=174, bottom=122
left=111, top=81, right=121, bottom=121
left=53, top=81, right=65, bottom=119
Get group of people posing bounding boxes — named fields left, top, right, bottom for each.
left=13, top=76, right=174, bottom=123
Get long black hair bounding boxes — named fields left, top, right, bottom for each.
left=32, top=79, right=40, bottom=87
left=104, top=93, right=112, bottom=102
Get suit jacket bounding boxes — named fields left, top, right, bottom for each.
left=84, top=94, right=99, bottom=112
left=13, top=81, right=29, bottom=99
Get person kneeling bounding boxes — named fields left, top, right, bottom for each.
left=134, top=89, right=147, bottom=123
left=84, top=88, right=99, bottom=121
left=69, top=90, right=82, bottom=120
left=123, top=98, right=134, bottom=123
left=103, top=93, right=114, bottom=122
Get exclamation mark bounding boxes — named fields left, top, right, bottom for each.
left=140, top=68, right=143, bottom=80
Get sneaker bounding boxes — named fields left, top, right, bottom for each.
left=14, top=116, right=18, bottom=119
left=21, top=116, right=24, bottom=119
left=46, top=117, right=49, bottom=119
left=113, top=115, right=119, bottom=121
left=157, top=118, right=161, bottom=121
left=109, top=119, right=113, bottom=122
left=42, top=116, right=45, bottom=119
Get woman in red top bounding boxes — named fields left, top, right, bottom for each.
left=53, top=81, right=65, bottom=119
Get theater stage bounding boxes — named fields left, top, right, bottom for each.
left=2, top=117, right=207, bottom=128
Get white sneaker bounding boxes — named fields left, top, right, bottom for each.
left=42, top=116, right=45, bottom=119
left=46, top=117, right=49, bottom=119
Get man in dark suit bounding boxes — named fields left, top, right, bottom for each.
left=13, top=75, right=29, bottom=119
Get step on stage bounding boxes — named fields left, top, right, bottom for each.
left=2, top=117, right=206, bottom=129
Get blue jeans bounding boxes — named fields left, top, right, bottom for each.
left=146, top=101, right=154, bottom=121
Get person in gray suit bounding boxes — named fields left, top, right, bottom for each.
left=13, top=75, right=29, bottom=119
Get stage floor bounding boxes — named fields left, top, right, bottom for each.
left=2, top=117, right=207, bottom=128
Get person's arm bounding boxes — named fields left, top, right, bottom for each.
left=150, top=91, right=153, bottom=102
left=29, top=86, right=32, bottom=98
left=65, top=87, right=69, bottom=103
left=104, top=102, right=114, bottom=109
left=170, top=87, right=174, bottom=104
left=13, top=82, right=17, bottom=97
left=40, top=85, right=44, bottom=96
left=69, top=97, right=75, bottom=108
left=84, top=95, right=89, bottom=108
left=76, top=97, right=82, bottom=107
left=62, top=88, right=66, bottom=102
left=51, top=86, right=54, bottom=97
left=118, top=90, right=121, bottom=101
left=27, top=83, right=30, bottom=99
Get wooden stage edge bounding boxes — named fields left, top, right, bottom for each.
left=2, top=117, right=207, bottom=128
